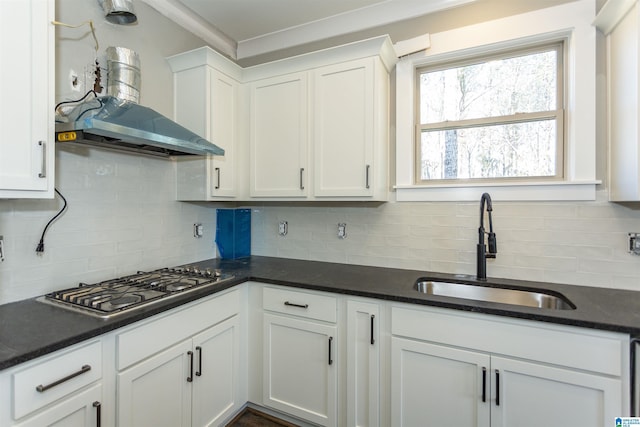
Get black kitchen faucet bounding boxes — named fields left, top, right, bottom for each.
left=477, top=192, right=497, bottom=280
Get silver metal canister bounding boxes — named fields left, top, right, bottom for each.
left=100, top=0, right=138, bottom=25
left=106, top=46, right=141, bottom=103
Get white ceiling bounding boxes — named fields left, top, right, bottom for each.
left=141, top=0, right=476, bottom=61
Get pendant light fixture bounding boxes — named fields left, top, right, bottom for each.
left=99, top=0, right=138, bottom=25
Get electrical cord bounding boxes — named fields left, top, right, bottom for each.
left=55, top=89, right=98, bottom=114
left=51, top=20, right=99, bottom=52
left=75, top=98, right=105, bottom=121
left=36, top=188, right=68, bottom=253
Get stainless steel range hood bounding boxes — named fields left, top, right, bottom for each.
left=55, top=96, right=224, bottom=157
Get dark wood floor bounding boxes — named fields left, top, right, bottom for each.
left=225, top=407, right=299, bottom=427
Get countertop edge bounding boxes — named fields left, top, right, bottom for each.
left=1, top=256, right=639, bottom=371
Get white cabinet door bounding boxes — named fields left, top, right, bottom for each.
left=207, top=69, right=237, bottom=198
left=118, top=339, right=192, bottom=427
left=391, top=337, right=491, bottom=427
left=596, top=0, right=640, bottom=201
left=263, top=313, right=337, bottom=426
left=192, top=315, right=241, bottom=427
left=346, top=300, right=380, bottom=427
left=313, top=58, right=375, bottom=198
left=173, top=64, right=239, bottom=200
left=491, top=356, right=623, bottom=427
left=13, top=384, right=102, bottom=427
left=250, top=73, right=309, bottom=198
left=0, top=0, right=54, bottom=198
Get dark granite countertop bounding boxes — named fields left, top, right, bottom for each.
left=1, top=255, right=640, bottom=371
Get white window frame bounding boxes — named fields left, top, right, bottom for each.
left=395, top=0, right=599, bottom=202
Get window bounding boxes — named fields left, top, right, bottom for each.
left=416, top=43, right=564, bottom=183
left=395, top=0, right=598, bottom=201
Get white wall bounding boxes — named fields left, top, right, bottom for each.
left=250, top=191, right=640, bottom=291
left=0, top=1, right=219, bottom=304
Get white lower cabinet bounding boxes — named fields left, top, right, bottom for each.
left=346, top=300, right=380, bottom=427
left=391, top=305, right=628, bottom=427
left=262, top=287, right=338, bottom=426
left=392, top=338, right=490, bottom=427
left=118, top=339, right=192, bottom=426
left=13, top=384, right=102, bottom=427
left=116, top=289, right=244, bottom=427
left=118, top=315, right=240, bottom=427
left=1, top=283, right=633, bottom=427
left=192, top=316, right=241, bottom=427
left=0, top=340, right=103, bottom=427
left=490, top=355, right=622, bottom=427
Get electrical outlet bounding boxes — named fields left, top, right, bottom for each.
left=338, top=223, right=347, bottom=239
left=193, top=223, right=203, bottom=238
left=278, top=221, right=288, bottom=236
left=69, top=69, right=81, bottom=92
left=629, top=233, right=640, bottom=255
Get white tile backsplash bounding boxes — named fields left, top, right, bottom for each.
left=248, top=191, right=640, bottom=291
left=0, top=148, right=219, bottom=304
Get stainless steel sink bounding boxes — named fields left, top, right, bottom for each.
left=414, top=279, right=575, bottom=310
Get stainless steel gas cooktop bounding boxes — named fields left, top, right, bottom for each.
left=38, top=266, right=234, bottom=319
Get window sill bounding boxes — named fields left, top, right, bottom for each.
left=394, top=181, right=601, bottom=202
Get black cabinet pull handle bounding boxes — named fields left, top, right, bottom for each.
left=187, top=351, right=194, bottom=382
left=300, top=168, right=305, bottom=190
left=215, top=167, right=220, bottom=189
left=482, top=367, right=487, bottom=402
left=93, top=401, right=101, bottom=427
left=370, top=314, right=375, bottom=345
left=36, top=364, right=91, bottom=392
left=284, top=301, right=308, bottom=309
left=195, top=346, right=202, bottom=377
left=328, top=336, right=333, bottom=365
left=495, top=369, right=500, bottom=406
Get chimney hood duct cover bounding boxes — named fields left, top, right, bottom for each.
left=100, top=0, right=138, bottom=25
left=56, top=96, right=225, bottom=157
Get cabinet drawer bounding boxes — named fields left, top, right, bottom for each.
left=392, top=305, right=627, bottom=377
left=263, top=287, right=336, bottom=323
left=117, top=289, right=240, bottom=371
left=13, top=340, right=102, bottom=420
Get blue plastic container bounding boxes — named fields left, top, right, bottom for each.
left=215, top=208, right=251, bottom=259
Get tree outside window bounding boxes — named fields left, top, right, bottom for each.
left=416, top=43, right=564, bottom=183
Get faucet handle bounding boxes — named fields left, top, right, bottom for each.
left=487, top=232, right=497, bottom=254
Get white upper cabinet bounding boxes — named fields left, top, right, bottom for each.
left=250, top=73, right=309, bottom=198
left=0, top=0, right=55, bottom=199
left=246, top=37, right=396, bottom=201
left=170, top=36, right=397, bottom=202
left=168, top=47, right=242, bottom=200
left=595, top=0, right=640, bottom=201
left=313, top=57, right=388, bottom=199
